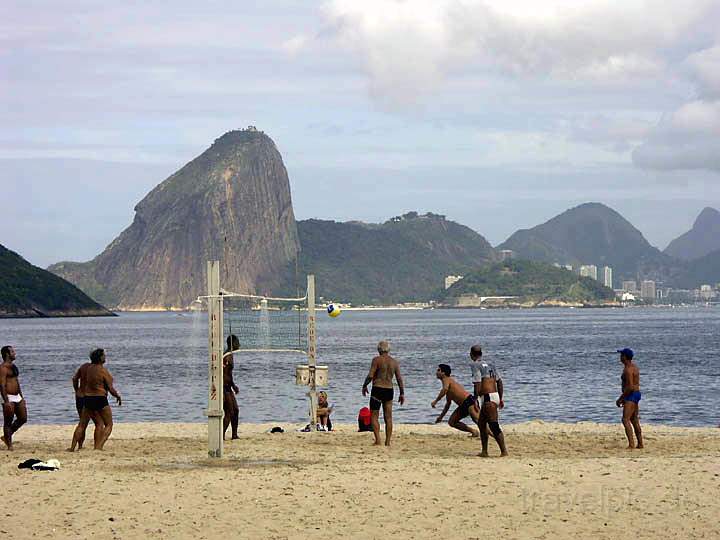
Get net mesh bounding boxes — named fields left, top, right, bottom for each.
left=220, top=292, right=309, bottom=353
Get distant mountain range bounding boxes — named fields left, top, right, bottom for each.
left=498, top=202, right=683, bottom=286
left=0, top=244, right=113, bottom=318
left=39, top=129, right=718, bottom=308
left=664, top=207, right=720, bottom=261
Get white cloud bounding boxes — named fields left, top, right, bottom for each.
left=321, top=0, right=720, bottom=172
left=686, top=45, right=720, bottom=98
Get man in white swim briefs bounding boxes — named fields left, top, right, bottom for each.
left=470, top=344, right=508, bottom=457
left=1, top=346, right=27, bottom=451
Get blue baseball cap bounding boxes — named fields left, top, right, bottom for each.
left=617, top=348, right=634, bottom=358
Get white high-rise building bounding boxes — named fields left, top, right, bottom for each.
left=579, top=265, right=598, bottom=280
left=499, top=250, right=514, bottom=261
left=602, top=266, right=613, bottom=288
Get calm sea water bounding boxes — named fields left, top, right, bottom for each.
left=1, top=308, right=718, bottom=427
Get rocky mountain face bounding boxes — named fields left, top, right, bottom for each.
left=0, top=244, right=113, bottom=318
left=498, top=202, right=678, bottom=282
left=664, top=207, right=720, bottom=261
left=286, top=212, right=497, bottom=304
left=49, top=129, right=299, bottom=309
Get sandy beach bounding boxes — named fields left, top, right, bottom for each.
left=2, top=421, right=718, bottom=539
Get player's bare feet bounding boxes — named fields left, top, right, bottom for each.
left=1, top=435, right=11, bottom=450
left=469, top=429, right=480, bottom=438
left=636, top=444, right=644, bottom=449
left=478, top=451, right=489, bottom=458
left=500, top=451, right=509, bottom=457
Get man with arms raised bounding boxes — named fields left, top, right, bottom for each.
left=616, top=347, right=643, bottom=449
left=1, top=346, right=27, bottom=450
left=70, top=348, right=122, bottom=450
left=470, top=344, right=508, bottom=457
left=362, top=340, right=405, bottom=446
left=431, top=364, right=480, bottom=438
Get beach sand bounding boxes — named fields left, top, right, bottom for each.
left=1, top=421, right=718, bottom=539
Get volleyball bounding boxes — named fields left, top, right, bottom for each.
left=327, top=303, right=342, bottom=317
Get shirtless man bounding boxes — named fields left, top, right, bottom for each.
left=362, top=340, right=405, bottom=446
left=616, top=348, right=643, bottom=449
left=470, top=344, right=508, bottom=457
left=431, top=364, right=480, bottom=438
left=68, top=352, right=106, bottom=451
left=69, top=348, right=121, bottom=450
left=1, top=346, right=27, bottom=450
left=223, top=335, right=240, bottom=440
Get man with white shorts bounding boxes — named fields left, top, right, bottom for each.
left=470, top=344, right=508, bottom=457
left=1, top=346, right=27, bottom=451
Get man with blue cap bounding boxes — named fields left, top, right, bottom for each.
left=615, top=348, right=643, bottom=449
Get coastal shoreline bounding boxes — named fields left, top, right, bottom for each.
left=3, top=422, right=718, bottom=539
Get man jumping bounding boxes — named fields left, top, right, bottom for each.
left=1, top=346, right=27, bottom=451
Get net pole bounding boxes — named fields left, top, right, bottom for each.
left=207, top=261, right=224, bottom=458
left=307, top=274, right=318, bottom=428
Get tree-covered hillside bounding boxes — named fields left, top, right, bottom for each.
left=289, top=212, right=496, bottom=304
left=0, top=244, right=113, bottom=318
left=443, top=259, right=616, bottom=304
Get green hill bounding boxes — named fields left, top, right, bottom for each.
left=285, top=212, right=496, bottom=304
left=0, top=244, right=114, bottom=318
left=442, top=259, right=616, bottom=305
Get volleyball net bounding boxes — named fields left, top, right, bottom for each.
left=199, top=261, right=318, bottom=458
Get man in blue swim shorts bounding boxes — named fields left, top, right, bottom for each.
left=615, top=348, right=643, bottom=449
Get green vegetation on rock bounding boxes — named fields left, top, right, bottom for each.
left=443, top=259, right=616, bottom=304
left=286, top=212, right=496, bottom=304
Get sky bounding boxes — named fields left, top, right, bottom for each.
left=2, top=0, right=720, bottom=267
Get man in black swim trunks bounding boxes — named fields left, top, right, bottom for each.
left=362, top=341, right=405, bottom=446
left=1, top=346, right=27, bottom=451
left=68, top=351, right=108, bottom=451
left=68, top=348, right=121, bottom=451
left=432, top=364, right=481, bottom=438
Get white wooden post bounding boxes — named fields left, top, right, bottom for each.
left=207, top=261, right=224, bottom=457
left=307, top=275, right=317, bottom=428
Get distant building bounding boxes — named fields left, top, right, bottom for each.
left=601, top=266, right=613, bottom=288
left=621, top=292, right=636, bottom=302
left=700, top=284, right=715, bottom=300
left=564, top=264, right=573, bottom=271
left=444, top=275, right=463, bottom=289
left=499, top=250, right=514, bottom=261
left=640, top=280, right=656, bottom=301
left=579, top=265, right=598, bottom=280
left=622, top=280, right=637, bottom=292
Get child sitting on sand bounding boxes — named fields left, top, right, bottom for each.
left=317, top=391, right=333, bottom=432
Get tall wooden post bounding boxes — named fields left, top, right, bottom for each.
left=306, top=275, right=317, bottom=428
left=207, top=261, right=224, bottom=457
